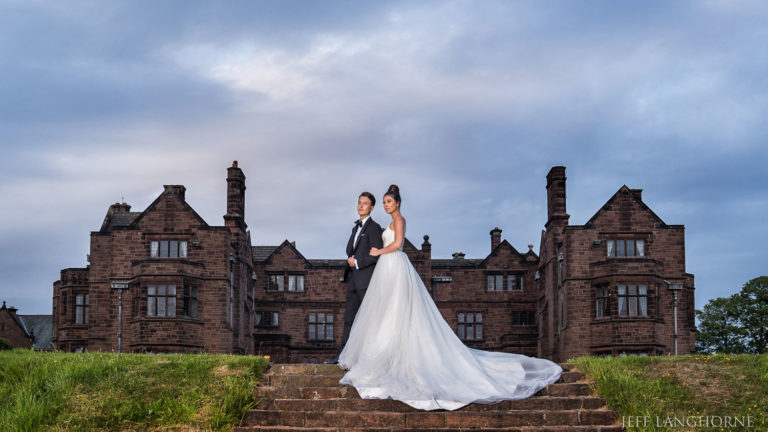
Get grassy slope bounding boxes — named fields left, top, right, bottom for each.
left=0, top=350, right=269, bottom=432
left=3, top=350, right=767, bottom=431
left=573, top=353, right=768, bottom=432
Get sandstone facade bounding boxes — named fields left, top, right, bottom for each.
left=0, top=302, right=34, bottom=348
left=53, top=163, right=695, bottom=360
left=537, top=167, right=696, bottom=362
left=52, top=162, right=253, bottom=354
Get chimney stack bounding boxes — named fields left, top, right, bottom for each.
left=106, top=202, right=132, bottom=221
left=546, top=166, right=569, bottom=228
left=490, top=227, right=502, bottom=251
left=109, top=202, right=132, bottom=213
left=452, top=252, right=465, bottom=260
left=225, top=161, right=247, bottom=230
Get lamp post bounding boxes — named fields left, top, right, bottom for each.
left=666, top=281, right=683, bottom=355
left=110, top=281, right=130, bottom=353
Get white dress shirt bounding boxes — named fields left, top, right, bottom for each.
left=353, top=215, right=371, bottom=269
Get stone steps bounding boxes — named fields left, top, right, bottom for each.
left=241, top=363, right=623, bottom=432
left=235, top=427, right=625, bottom=432
left=269, top=363, right=579, bottom=375
left=241, top=409, right=618, bottom=428
left=264, top=371, right=586, bottom=387
left=256, top=382, right=595, bottom=400
left=262, top=396, right=609, bottom=412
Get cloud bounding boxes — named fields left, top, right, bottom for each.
left=1, top=1, right=767, bottom=314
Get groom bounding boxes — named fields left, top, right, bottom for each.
left=339, top=192, right=384, bottom=356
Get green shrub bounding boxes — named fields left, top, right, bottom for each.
left=0, top=338, right=13, bottom=350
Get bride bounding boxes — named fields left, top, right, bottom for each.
left=338, top=185, right=562, bottom=411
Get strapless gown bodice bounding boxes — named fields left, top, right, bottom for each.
left=381, top=226, right=402, bottom=251
left=338, top=224, right=561, bottom=411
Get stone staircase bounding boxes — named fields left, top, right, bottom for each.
left=236, top=363, right=624, bottom=432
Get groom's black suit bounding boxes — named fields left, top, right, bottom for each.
left=340, top=217, right=384, bottom=353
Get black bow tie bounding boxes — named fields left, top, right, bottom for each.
left=355, top=220, right=363, bottom=228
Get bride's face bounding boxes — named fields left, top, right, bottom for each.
left=382, top=195, right=398, bottom=214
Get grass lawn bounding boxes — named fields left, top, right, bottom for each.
left=0, top=349, right=269, bottom=432
left=573, top=353, right=768, bottom=432
left=4, top=349, right=767, bottom=431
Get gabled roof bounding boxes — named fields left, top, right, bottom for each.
left=582, top=185, right=666, bottom=228
left=127, top=187, right=210, bottom=229
left=19, top=315, right=52, bottom=350
left=478, top=239, right=538, bottom=267
left=254, top=235, right=424, bottom=268
left=402, top=237, right=420, bottom=253
left=253, top=240, right=311, bottom=266
left=252, top=246, right=280, bottom=263
left=1, top=302, right=31, bottom=338
left=498, top=239, right=521, bottom=255
left=100, top=212, right=142, bottom=232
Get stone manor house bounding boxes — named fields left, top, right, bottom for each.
left=52, top=163, right=695, bottom=362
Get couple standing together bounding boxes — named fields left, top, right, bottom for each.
left=336, top=185, right=562, bottom=411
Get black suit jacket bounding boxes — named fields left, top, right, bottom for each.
left=344, top=218, right=384, bottom=287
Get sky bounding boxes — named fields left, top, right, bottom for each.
left=1, top=1, right=766, bottom=315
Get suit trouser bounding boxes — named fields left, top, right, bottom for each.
left=340, top=277, right=366, bottom=354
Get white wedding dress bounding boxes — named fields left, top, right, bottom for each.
left=339, top=224, right=562, bottom=411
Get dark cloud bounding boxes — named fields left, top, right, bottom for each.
left=1, top=1, right=767, bottom=314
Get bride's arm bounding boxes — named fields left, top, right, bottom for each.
left=370, top=217, right=404, bottom=256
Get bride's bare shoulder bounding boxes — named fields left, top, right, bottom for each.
left=389, top=216, right=406, bottom=231
left=396, top=216, right=406, bottom=233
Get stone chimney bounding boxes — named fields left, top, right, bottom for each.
left=546, top=166, right=570, bottom=228
left=490, top=227, right=502, bottom=251
left=225, top=161, right=247, bottom=230
left=227, top=161, right=245, bottom=217
left=163, top=185, right=186, bottom=201
left=105, top=202, right=132, bottom=221
left=452, top=252, right=465, bottom=260
left=630, top=188, right=643, bottom=201
left=109, top=202, right=132, bottom=213
left=100, top=201, right=133, bottom=232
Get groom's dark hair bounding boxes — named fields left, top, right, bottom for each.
left=360, top=192, right=376, bottom=207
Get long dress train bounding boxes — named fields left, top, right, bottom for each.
left=339, top=226, right=562, bottom=411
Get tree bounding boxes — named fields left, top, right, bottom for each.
left=695, top=296, right=747, bottom=354
left=696, top=276, right=768, bottom=354
left=735, top=276, right=768, bottom=354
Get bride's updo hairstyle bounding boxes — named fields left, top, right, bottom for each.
left=384, top=184, right=401, bottom=205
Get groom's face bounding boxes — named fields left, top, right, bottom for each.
left=357, top=196, right=373, bottom=219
